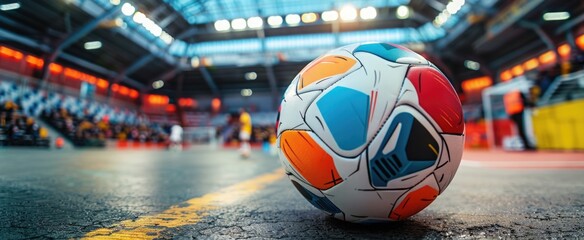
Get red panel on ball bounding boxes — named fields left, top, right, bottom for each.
left=280, top=131, right=343, bottom=190
left=406, top=66, right=464, bottom=134
left=389, top=185, right=438, bottom=220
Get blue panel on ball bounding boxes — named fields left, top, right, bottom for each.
left=292, top=181, right=341, bottom=214
left=353, top=43, right=425, bottom=63
left=317, top=86, right=369, bottom=151
left=369, top=112, right=438, bottom=188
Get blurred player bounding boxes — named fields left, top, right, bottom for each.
left=505, top=90, right=535, bottom=150
left=239, top=108, right=252, bottom=158
left=169, top=124, right=183, bottom=151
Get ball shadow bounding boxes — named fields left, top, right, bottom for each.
left=322, top=215, right=443, bottom=239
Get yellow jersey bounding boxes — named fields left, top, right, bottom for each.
left=240, top=112, right=252, bottom=134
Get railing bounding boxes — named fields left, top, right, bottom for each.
left=538, top=70, right=584, bottom=106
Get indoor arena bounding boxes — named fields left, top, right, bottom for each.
left=1, top=0, right=583, bottom=239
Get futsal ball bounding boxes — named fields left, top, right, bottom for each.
left=276, top=43, right=464, bottom=223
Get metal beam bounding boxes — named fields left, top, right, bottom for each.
left=116, top=28, right=198, bottom=90
left=60, top=53, right=144, bottom=89
left=157, top=67, right=180, bottom=82
left=0, top=15, right=38, bottom=35
left=75, top=1, right=176, bottom=66
left=41, top=4, right=122, bottom=83
left=519, top=21, right=557, bottom=54
left=555, top=13, right=584, bottom=35
left=199, top=66, right=220, bottom=96
left=425, top=0, right=446, bottom=12
left=124, top=55, right=157, bottom=76
left=489, top=40, right=542, bottom=69
left=265, top=65, right=280, bottom=109
left=149, top=5, right=167, bottom=19
left=265, top=65, right=278, bottom=95
left=159, top=13, right=179, bottom=29
left=0, top=28, right=145, bottom=89
left=441, top=51, right=493, bottom=79
left=0, top=28, right=51, bottom=52
left=566, top=31, right=577, bottom=50
left=58, top=5, right=121, bottom=54
left=120, top=28, right=199, bottom=79
left=257, top=28, right=279, bottom=109
left=473, top=0, right=543, bottom=50
left=142, top=66, right=181, bottom=92
left=436, top=21, right=470, bottom=49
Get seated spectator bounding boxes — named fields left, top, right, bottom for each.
left=3, top=100, right=17, bottom=113
left=0, top=101, right=47, bottom=147
left=41, top=105, right=168, bottom=147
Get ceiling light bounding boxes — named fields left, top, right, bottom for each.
left=396, top=5, right=410, bottom=19
left=322, top=10, right=338, bottom=22
left=434, top=12, right=449, bottom=26
left=190, top=57, right=200, bottom=68
left=132, top=12, right=146, bottom=24
left=109, top=0, right=120, bottom=6
left=301, top=13, right=317, bottom=23
left=202, top=57, right=213, bottom=67
left=285, top=14, right=300, bottom=25
left=340, top=5, right=357, bottom=21
left=231, top=18, right=247, bottom=30
left=543, top=12, right=570, bottom=21
left=84, top=41, right=102, bottom=50
left=247, top=16, right=263, bottom=29
left=152, top=80, right=164, bottom=89
left=360, top=6, right=377, bottom=20
left=142, top=18, right=162, bottom=37
left=464, top=60, right=480, bottom=71
left=446, top=0, right=463, bottom=15
left=160, top=31, right=174, bottom=44
left=241, top=89, right=253, bottom=97
left=267, top=16, right=283, bottom=27
left=214, top=19, right=230, bottom=31
left=114, top=18, right=124, bottom=27
left=245, top=72, right=257, bottom=80
left=121, top=3, right=135, bottom=16
left=0, top=2, right=20, bottom=11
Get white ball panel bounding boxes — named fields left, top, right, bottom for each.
left=395, top=56, right=429, bottom=65
left=433, top=134, right=464, bottom=193
left=277, top=90, right=320, bottom=137
left=324, top=153, right=406, bottom=220
left=353, top=52, right=409, bottom=143
left=395, top=77, right=420, bottom=106
left=305, top=131, right=361, bottom=180
left=303, top=53, right=408, bottom=158
left=288, top=174, right=325, bottom=197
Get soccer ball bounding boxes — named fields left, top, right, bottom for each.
left=276, top=43, right=464, bottom=223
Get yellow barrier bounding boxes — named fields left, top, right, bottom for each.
left=532, top=99, right=584, bottom=150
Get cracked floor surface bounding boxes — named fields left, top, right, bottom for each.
left=0, top=148, right=583, bottom=239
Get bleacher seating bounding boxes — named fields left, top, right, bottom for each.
left=0, top=81, right=143, bottom=124
left=0, top=80, right=167, bottom=147
left=0, top=101, right=50, bottom=147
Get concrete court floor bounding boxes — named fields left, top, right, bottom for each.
left=0, top=147, right=583, bottom=239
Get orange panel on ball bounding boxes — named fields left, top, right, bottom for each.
left=280, top=131, right=343, bottom=190
left=390, top=185, right=438, bottom=220
left=298, top=55, right=356, bottom=90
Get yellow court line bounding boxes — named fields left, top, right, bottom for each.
left=84, top=168, right=285, bottom=240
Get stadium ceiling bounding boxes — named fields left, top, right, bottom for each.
left=0, top=0, right=583, bottom=98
